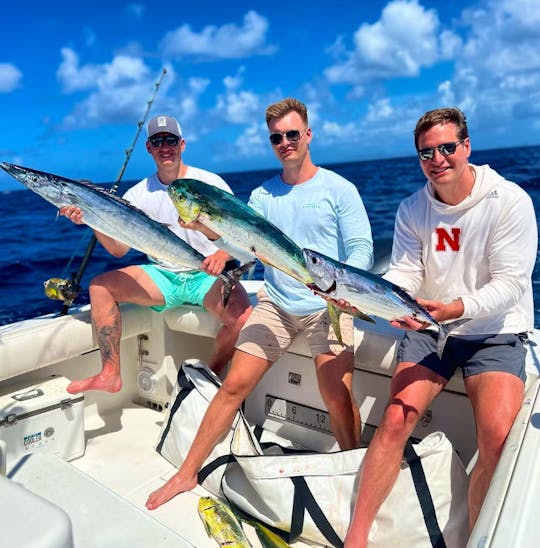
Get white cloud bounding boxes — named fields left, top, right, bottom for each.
left=0, top=63, right=22, bottom=93
left=215, top=89, right=260, bottom=125
left=160, top=11, right=276, bottom=59
left=57, top=48, right=103, bottom=92
left=325, top=0, right=452, bottom=85
left=364, top=98, right=395, bottom=123
left=231, top=122, right=268, bottom=158
left=213, top=68, right=261, bottom=124
left=57, top=48, right=150, bottom=93
left=57, top=49, right=177, bottom=129
left=437, top=0, right=540, bottom=123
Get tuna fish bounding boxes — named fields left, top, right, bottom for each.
left=303, top=248, right=455, bottom=356
left=167, top=178, right=313, bottom=285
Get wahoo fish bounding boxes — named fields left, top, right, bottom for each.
left=168, top=178, right=313, bottom=285
left=303, top=248, right=453, bottom=356
left=197, top=496, right=251, bottom=548
left=1, top=162, right=206, bottom=270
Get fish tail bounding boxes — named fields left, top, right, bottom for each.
left=436, top=324, right=450, bottom=359
left=436, top=318, right=469, bottom=359
left=218, top=260, right=257, bottom=307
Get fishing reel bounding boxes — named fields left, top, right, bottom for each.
left=43, top=278, right=79, bottom=302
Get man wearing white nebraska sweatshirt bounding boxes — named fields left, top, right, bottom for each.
left=345, top=107, right=538, bottom=547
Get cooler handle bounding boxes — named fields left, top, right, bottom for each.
left=12, top=388, right=44, bottom=401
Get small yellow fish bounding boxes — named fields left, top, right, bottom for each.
left=198, top=496, right=251, bottom=548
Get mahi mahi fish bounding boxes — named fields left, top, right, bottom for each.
left=197, top=496, right=251, bottom=548
left=1, top=162, right=206, bottom=270
left=303, top=248, right=453, bottom=356
left=167, top=178, right=313, bottom=285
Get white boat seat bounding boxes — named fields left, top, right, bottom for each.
left=0, top=471, right=74, bottom=548
left=0, top=304, right=153, bottom=383
left=7, top=452, right=194, bottom=547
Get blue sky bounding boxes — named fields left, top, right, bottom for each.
left=2, top=0, right=540, bottom=191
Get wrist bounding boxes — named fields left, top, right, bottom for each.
left=450, top=297, right=464, bottom=319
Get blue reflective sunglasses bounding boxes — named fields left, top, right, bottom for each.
left=269, top=129, right=307, bottom=146
left=417, top=139, right=465, bottom=161
left=150, top=136, right=180, bottom=148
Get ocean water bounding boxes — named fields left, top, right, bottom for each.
left=1, top=145, right=539, bottom=327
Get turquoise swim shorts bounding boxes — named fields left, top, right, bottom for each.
left=139, top=264, right=217, bottom=312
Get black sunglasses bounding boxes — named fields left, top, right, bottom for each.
left=150, top=136, right=180, bottom=148
left=269, top=129, right=307, bottom=146
left=417, top=139, right=465, bottom=161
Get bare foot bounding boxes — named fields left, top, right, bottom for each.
left=67, top=373, right=122, bottom=394
left=145, top=472, right=198, bottom=510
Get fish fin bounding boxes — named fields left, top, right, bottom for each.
left=233, top=259, right=258, bottom=280
left=198, top=510, right=213, bottom=537
left=436, top=318, right=469, bottom=358
left=327, top=302, right=344, bottom=345
left=352, top=309, right=376, bottom=324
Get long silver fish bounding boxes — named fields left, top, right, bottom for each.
left=167, top=178, right=313, bottom=285
left=1, top=162, right=206, bottom=270
left=303, top=248, right=454, bottom=356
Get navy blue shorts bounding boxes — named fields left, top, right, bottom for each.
left=396, top=330, right=527, bottom=382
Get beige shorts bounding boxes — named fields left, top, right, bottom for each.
left=236, top=288, right=353, bottom=363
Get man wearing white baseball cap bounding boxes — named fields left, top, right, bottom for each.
left=59, top=115, right=252, bottom=394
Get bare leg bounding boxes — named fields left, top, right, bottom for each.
left=344, top=362, right=446, bottom=548
left=146, top=350, right=272, bottom=510
left=67, top=266, right=165, bottom=394
left=203, top=279, right=252, bottom=376
left=465, top=371, right=523, bottom=529
left=314, top=350, right=360, bottom=449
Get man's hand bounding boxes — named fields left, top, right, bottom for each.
left=59, top=205, right=85, bottom=225
left=179, top=218, right=220, bottom=241
left=390, top=297, right=464, bottom=330
left=202, top=249, right=230, bottom=276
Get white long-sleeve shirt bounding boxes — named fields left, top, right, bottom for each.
left=384, top=164, right=537, bottom=336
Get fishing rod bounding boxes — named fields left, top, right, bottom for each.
left=44, top=68, right=167, bottom=315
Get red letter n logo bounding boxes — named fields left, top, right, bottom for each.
left=435, top=227, right=460, bottom=251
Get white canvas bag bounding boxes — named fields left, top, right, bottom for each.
left=155, top=359, right=299, bottom=496
left=222, top=415, right=470, bottom=548
left=154, top=359, right=238, bottom=495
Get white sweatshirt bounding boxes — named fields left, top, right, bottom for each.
left=384, top=164, right=537, bottom=336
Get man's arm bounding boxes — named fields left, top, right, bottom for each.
left=458, top=194, right=537, bottom=319
left=337, top=184, right=374, bottom=271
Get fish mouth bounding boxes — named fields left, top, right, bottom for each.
left=307, top=281, right=336, bottom=294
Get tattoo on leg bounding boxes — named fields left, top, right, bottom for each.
left=97, top=305, right=121, bottom=363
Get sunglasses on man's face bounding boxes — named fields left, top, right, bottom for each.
left=150, top=136, right=180, bottom=148
left=269, top=129, right=307, bottom=146
left=417, top=139, right=465, bottom=161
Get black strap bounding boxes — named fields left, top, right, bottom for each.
left=253, top=424, right=316, bottom=455
left=157, top=364, right=237, bottom=484
left=289, top=476, right=344, bottom=547
left=155, top=366, right=194, bottom=453
left=404, top=441, right=446, bottom=548
left=198, top=454, right=237, bottom=483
